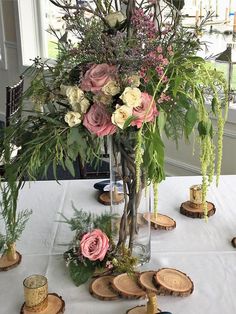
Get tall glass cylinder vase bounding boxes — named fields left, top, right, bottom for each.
left=109, top=133, right=151, bottom=265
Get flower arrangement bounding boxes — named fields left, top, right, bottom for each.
left=63, top=208, right=137, bottom=286
left=0, top=0, right=228, bottom=274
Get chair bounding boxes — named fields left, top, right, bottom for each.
left=6, top=75, right=24, bottom=126
left=79, top=138, right=110, bottom=179
left=0, top=76, right=24, bottom=177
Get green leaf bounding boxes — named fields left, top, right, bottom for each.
left=197, top=120, right=212, bottom=138
left=123, top=116, right=137, bottom=129
left=68, top=261, right=94, bottom=286
left=65, top=157, right=75, bottom=177
left=46, top=103, right=56, bottom=113
left=184, top=105, right=197, bottom=138
left=188, top=56, right=205, bottom=63
left=40, top=115, right=65, bottom=126
left=211, top=97, right=217, bottom=115
left=67, top=127, right=87, bottom=161
left=158, top=110, right=167, bottom=137
left=67, top=127, right=80, bottom=146
left=177, top=93, right=190, bottom=110
left=172, top=76, right=182, bottom=97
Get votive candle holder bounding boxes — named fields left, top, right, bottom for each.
left=23, top=274, right=48, bottom=312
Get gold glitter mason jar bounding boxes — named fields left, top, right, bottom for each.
left=23, top=275, right=48, bottom=312
left=190, top=184, right=202, bottom=206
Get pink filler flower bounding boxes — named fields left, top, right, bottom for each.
left=80, top=63, right=117, bottom=93
left=80, top=229, right=109, bottom=261
left=83, top=102, right=116, bottom=136
left=131, top=92, right=158, bottom=128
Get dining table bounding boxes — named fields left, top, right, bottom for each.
left=1, top=175, right=236, bottom=314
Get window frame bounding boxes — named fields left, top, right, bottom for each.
left=0, top=0, right=7, bottom=70
left=15, top=0, right=47, bottom=70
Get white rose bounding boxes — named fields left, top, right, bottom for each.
left=80, top=98, right=90, bottom=113
left=93, top=93, right=113, bottom=105
left=65, top=111, right=82, bottom=127
left=71, top=97, right=90, bottom=114
left=105, top=12, right=126, bottom=28
left=120, top=87, right=142, bottom=108
left=102, top=80, right=120, bottom=96
left=128, top=74, right=141, bottom=87
left=66, top=86, right=84, bottom=106
left=111, top=105, right=133, bottom=129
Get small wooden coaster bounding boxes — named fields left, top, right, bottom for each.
left=231, top=237, right=236, bottom=248
left=153, top=268, right=194, bottom=297
left=0, top=252, right=22, bottom=271
left=112, top=273, right=146, bottom=299
left=143, top=213, right=176, bottom=230
left=98, top=192, right=124, bottom=205
left=20, top=293, right=65, bottom=314
left=180, top=201, right=216, bottom=219
left=89, top=275, right=120, bottom=301
left=138, top=271, right=159, bottom=294
left=126, top=305, right=161, bottom=314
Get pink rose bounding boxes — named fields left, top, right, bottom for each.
left=131, top=93, right=158, bottom=128
left=80, top=229, right=109, bottom=261
left=80, top=63, right=117, bottom=93
left=83, top=102, right=116, bottom=136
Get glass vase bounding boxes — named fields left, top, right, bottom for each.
left=109, top=133, right=151, bottom=265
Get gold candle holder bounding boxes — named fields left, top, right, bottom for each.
left=23, top=275, right=48, bottom=312
left=190, top=184, right=202, bottom=207
left=147, top=292, right=158, bottom=314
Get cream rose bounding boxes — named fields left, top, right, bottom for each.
left=64, top=111, right=81, bottom=127
left=102, top=80, right=120, bottom=96
left=111, top=105, right=133, bottom=129
left=66, top=86, right=84, bottom=106
left=120, top=87, right=142, bottom=108
left=105, top=12, right=126, bottom=28
left=71, top=97, right=90, bottom=114
left=128, top=74, right=141, bottom=87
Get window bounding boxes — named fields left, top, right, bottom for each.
left=0, top=0, right=6, bottom=69
left=16, top=0, right=79, bottom=67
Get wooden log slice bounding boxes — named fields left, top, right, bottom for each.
left=180, top=201, right=216, bottom=219
left=112, top=273, right=146, bottom=299
left=89, top=275, right=120, bottom=301
left=20, top=293, right=65, bottom=314
left=0, top=251, right=22, bottom=271
left=153, top=268, right=194, bottom=297
left=138, top=271, right=159, bottom=294
left=143, top=213, right=176, bottom=230
left=98, top=192, right=124, bottom=206
left=126, top=305, right=161, bottom=314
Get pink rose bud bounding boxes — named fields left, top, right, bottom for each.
left=80, top=63, right=117, bottom=93
left=80, top=229, right=109, bottom=261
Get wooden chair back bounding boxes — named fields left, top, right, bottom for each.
left=6, top=76, right=24, bottom=127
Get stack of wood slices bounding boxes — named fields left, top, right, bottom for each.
left=89, top=268, right=194, bottom=313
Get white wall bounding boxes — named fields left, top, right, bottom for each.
left=164, top=117, right=236, bottom=176
left=0, top=0, right=236, bottom=176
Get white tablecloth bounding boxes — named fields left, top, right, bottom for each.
left=1, top=176, right=236, bottom=314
